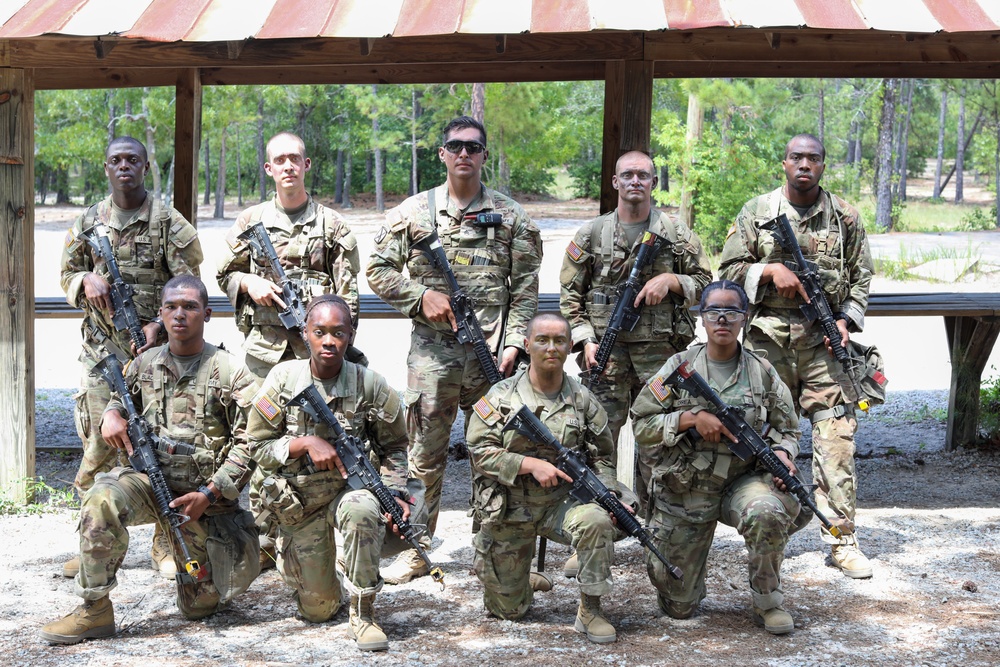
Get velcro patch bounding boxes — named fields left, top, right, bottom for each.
left=135, top=234, right=151, bottom=244
left=566, top=240, right=584, bottom=262
left=473, top=397, right=496, bottom=422
left=374, top=225, right=389, bottom=246
left=725, top=224, right=737, bottom=241
left=872, top=370, right=887, bottom=386
left=253, top=392, right=282, bottom=423
left=650, top=376, right=671, bottom=402
left=64, top=228, right=77, bottom=247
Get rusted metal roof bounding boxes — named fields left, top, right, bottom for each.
left=0, top=0, right=998, bottom=40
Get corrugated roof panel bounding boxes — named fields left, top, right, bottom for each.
left=0, top=0, right=33, bottom=34
left=924, top=0, right=999, bottom=31
left=531, top=0, right=592, bottom=32
left=255, top=0, right=338, bottom=39
left=394, top=0, right=463, bottom=37
left=855, top=0, right=942, bottom=32
left=793, top=0, right=868, bottom=30
left=726, top=0, right=805, bottom=28
left=60, top=0, right=153, bottom=36
left=661, top=0, right=730, bottom=30
left=591, top=0, right=668, bottom=30
left=127, top=0, right=213, bottom=42
left=460, top=0, right=532, bottom=34
left=0, top=0, right=81, bottom=37
left=186, top=0, right=276, bottom=41
left=977, top=0, right=1000, bottom=25
left=318, top=0, right=402, bottom=37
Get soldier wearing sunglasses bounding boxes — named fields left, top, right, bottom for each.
left=367, top=116, right=542, bottom=584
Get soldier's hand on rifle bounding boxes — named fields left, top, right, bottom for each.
left=772, top=449, right=798, bottom=491
left=170, top=488, right=212, bottom=523
left=610, top=501, right=636, bottom=527
left=763, top=263, right=810, bottom=302
left=689, top=410, right=737, bottom=444
left=499, top=346, right=520, bottom=377
left=583, top=341, right=599, bottom=370
left=82, top=272, right=114, bottom=314
left=519, top=457, right=573, bottom=488
left=242, top=274, right=287, bottom=309
left=101, top=410, right=135, bottom=456
left=385, top=496, right=412, bottom=536
left=420, top=289, right=457, bottom=331
left=291, top=435, right=349, bottom=479
left=823, top=319, right=850, bottom=355
left=634, top=272, right=680, bottom=306
left=133, top=320, right=161, bottom=355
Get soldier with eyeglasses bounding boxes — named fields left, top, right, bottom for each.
left=367, top=115, right=542, bottom=584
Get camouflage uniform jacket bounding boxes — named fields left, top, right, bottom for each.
left=248, top=359, right=408, bottom=523
left=718, top=187, right=874, bottom=350
left=366, top=183, right=542, bottom=352
left=216, top=195, right=360, bottom=365
left=103, top=343, right=256, bottom=508
left=61, top=195, right=203, bottom=367
left=560, top=208, right=712, bottom=350
left=631, top=342, right=800, bottom=523
left=467, top=369, right=616, bottom=521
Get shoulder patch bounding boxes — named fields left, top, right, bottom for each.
left=473, top=396, right=498, bottom=423
left=649, top=376, right=672, bottom=402
left=253, top=391, right=283, bottom=424
left=565, top=240, right=584, bottom=262
left=374, top=226, right=389, bottom=246
left=725, top=223, right=737, bottom=241
left=64, top=228, right=77, bottom=247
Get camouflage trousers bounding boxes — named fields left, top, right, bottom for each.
left=276, top=488, right=408, bottom=623
left=76, top=469, right=227, bottom=620
left=72, top=366, right=123, bottom=496
left=648, top=472, right=807, bottom=618
left=748, top=334, right=859, bottom=545
left=404, top=325, right=491, bottom=542
left=473, top=494, right=616, bottom=620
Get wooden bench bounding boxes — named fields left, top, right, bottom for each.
left=36, top=291, right=1000, bottom=450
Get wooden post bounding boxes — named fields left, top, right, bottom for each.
left=0, top=68, right=35, bottom=504
left=600, top=59, right=653, bottom=214
left=944, top=315, right=1000, bottom=450
left=174, top=68, right=201, bottom=226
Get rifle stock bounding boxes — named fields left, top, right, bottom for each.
left=80, top=222, right=147, bottom=351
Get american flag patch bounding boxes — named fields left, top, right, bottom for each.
left=473, top=397, right=496, bottom=421
left=566, top=240, right=584, bottom=261
left=650, top=376, right=671, bottom=402
left=254, top=393, right=281, bottom=422
left=64, top=228, right=76, bottom=247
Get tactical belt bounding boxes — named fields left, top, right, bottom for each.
left=809, top=404, right=854, bottom=423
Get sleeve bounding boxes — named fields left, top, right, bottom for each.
left=630, top=355, right=687, bottom=472
left=718, top=202, right=769, bottom=304
left=466, top=388, right=525, bottom=487
left=165, top=211, right=203, bottom=279
left=365, top=373, right=409, bottom=493
left=246, top=367, right=294, bottom=475
left=502, top=210, right=543, bottom=350
left=328, top=220, right=361, bottom=326
left=838, top=202, right=874, bottom=331
left=559, top=224, right=598, bottom=349
left=672, top=222, right=713, bottom=309
left=365, top=206, right=429, bottom=318
left=216, top=212, right=254, bottom=307
left=764, top=363, right=802, bottom=459
left=210, top=365, right=257, bottom=500
left=59, top=211, right=94, bottom=308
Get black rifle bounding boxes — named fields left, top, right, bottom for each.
left=585, top=231, right=668, bottom=387
left=238, top=221, right=308, bottom=333
left=92, top=354, right=207, bottom=580
left=413, top=230, right=503, bottom=386
left=665, top=360, right=845, bottom=538
left=80, top=220, right=147, bottom=351
left=502, top=405, right=683, bottom=580
left=760, top=213, right=869, bottom=412
left=286, top=384, right=445, bottom=587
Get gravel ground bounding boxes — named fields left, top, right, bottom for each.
left=4, top=387, right=1000, bottom=666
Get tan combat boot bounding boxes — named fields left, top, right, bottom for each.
left=563, top=551, right=579, bottom=579
left=348, top=594, right=389, bottom=651
left=151, top=524, right=178, bottom=579
left=575, top=593, right=617, bottom=644
left=63, top=556, right=80, bottom=578
left=382, top=549, right=429, bottom=585
left=752, top=606, right=795, bottom=635
left=39, top=597, right=115, bottom=645
left=529, top=571, right=554, bottom=592
left=831, top=536, right=873, bottom=579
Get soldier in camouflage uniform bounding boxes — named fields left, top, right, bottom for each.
left=719, top=134, right=875, bottom=579
left=40, top=276, right=259, bottom=645
left=367, top=116, right=542, bottom=583
left=560, top=150, right=711, bottom=519
left=468, top=313, right=621, bottom=644
left=248, top=295, right=414, bottom=652
left=60, top=136, right=203, bottom=579
left=631, top=281, right=808, bottom=634
left=217, top=132, right=363, bottom=568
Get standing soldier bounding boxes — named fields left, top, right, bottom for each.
left=719, top=133, right=875, bottom=579
left=40, top=276, right=259, bottom=644
left=60, top=136, right=203, bottom=580
left=367, top=116, right=542, bottom=584
left=217, top=131, right=362, bottom=567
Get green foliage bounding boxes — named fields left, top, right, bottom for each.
left=980, top=367, right=1000, bottom=442
left=958, top=206, right=997, bottom=231
left=0, top=477, right=77, bottom=516
left=873, top=241, right=982, bottom=281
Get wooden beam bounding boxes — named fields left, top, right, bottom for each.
left=0, top=67, right=34, bottom=504
left=174, top=69, right=201, bottom=227
left=599, top=61, right=624, bottom=215
left=36, top=67, right=186, bottom=90
left=653, top=61, right=1000, bottom=79
left=944, top=316, right=1000, bottom=450
left=599, top=59, right=652, bottom=214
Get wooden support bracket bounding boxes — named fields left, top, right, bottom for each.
left=495, top=35, right=507, bottom=54
left=944, top=315, right=1000, bottom=450
left=93, top=37, right=118, bottom=60
left=226, top=40, right=245, bottom=60
left=360, top=38, right=375, bottom=56
left=766, top=32, right=780, bottom=49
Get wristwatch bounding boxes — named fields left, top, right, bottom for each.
left=152, top=317, right=165, bottom=334
left=197, top=485, right=218, bottom=505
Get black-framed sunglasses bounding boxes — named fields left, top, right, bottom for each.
left=443, top=139, right=486, bottom=155
left=701, top=308, right=746, bottom=324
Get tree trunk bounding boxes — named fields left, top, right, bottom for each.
left=933, top=89, right=948, bottom=199
left=956, top=92, right=966, bottom=204
left=940, top=110, right=982, bottom=193
left=680, top=92, right=703, bottom=228
left=365, top=154, right=372, bottom=186
left=874, top=78, right=898, bottom=232
left=897, top=80, right=914, bottom=201
left=214, top=127, right=226, bottom=219
left=995, top=121, right=1000, bottom=227
left=56, top=167, right=70, bottom=204
left=38, top=169, right=48, bottom=206
left=164, top=159, right=174, bottom=209
left=236, top=123, right=243, bottom=207
left=372, top=85, right=384, bottom=212
left=257, top=95, right=266, bottom=202
left=471, top=83, right=485, bottom=124
left=203, top=134, right=211, bottom=206
left=335, top=149, right=344, bottom=203
left=411, top=88, right=419, bottom=196
left=141, top=89, right=162, bottom=205
left=818, top=79, right=825, bottom=144
left=107, top=93, right=116, bottom=149
left=846, top=118, right=858, bottom=164
left=342, top=149, right=352, bottom=209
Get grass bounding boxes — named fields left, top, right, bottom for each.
left=0, top=477, right=78, bottom=516
left=547, top=166, right=576, bottom=201
left=873, top=240, right=983, bottom=282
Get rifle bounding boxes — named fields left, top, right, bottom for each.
left=79, top=220, right=147, bottom=351
left=238, top=221, right=308, bottom=333
left=502, top=405, right=683, bottom=580
left=759, top=213, right=869, bottom=411
left=286, top=384, right=445, bottom=588
left=585, top=231, right=668, bottom=387
left=664, top=360, right=845, bottom=538
left=91, top=354, right=208, bottom=581
left=413, top=230, right=504, bottom=386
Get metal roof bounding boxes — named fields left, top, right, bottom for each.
left=1, top=0, right=998, bottom=41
